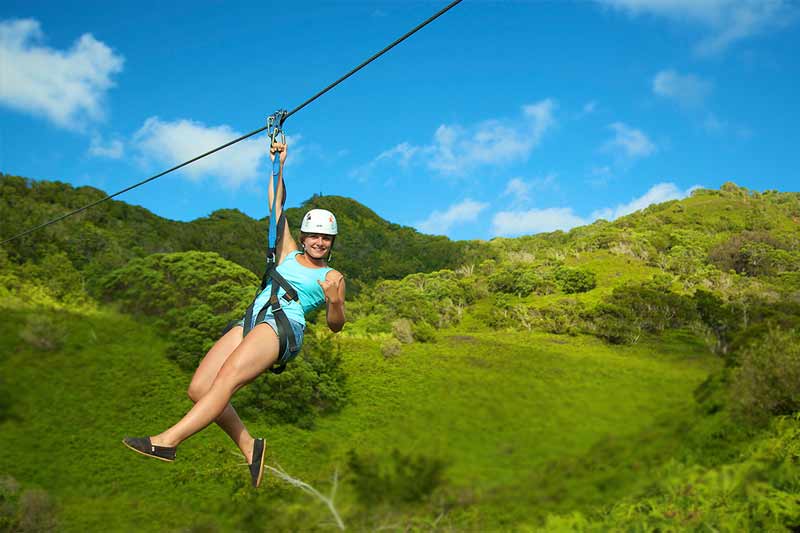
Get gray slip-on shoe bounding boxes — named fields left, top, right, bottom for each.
left=249, top=438, right=266, bottom=488
left=122, top=436, right=176, bottom=462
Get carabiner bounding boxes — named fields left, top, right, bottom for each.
left=267, top=109, right=288, bottom=146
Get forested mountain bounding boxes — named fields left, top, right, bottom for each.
left=0, top=173, right=487, bottom=294
left=2, top=174, right=799, bottom=531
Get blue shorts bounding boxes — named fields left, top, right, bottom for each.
left=236, top=315, right=305, bottom=366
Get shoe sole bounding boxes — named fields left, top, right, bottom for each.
left=122, top=439, right=175, bottom=462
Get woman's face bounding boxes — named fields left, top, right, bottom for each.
left=303, top=233, right=334, bottom=259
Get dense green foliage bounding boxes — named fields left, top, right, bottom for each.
left=0, top=476, right=58, bottom=532
left=487, top=262, right=555, bottom=296
left=730, top=328, right=800, bottom=422
left=97, top=251, right=256, bottom=369
left=347, top=448, right=447, bottom=506
left=553, top=265, right=597, bottom=293
left=540, top=414, right=800, bottom=531
left=590, top=278, right=697, bottom=343
left=1, top=178, right=799, bottom=531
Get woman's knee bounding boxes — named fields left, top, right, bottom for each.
left=210, top=365, right=251, bottom=396
left=187, top=380, right=210, bottom=403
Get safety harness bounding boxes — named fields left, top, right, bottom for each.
left=241, top=110, right=298, bottom=375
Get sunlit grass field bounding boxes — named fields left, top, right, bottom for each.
left=0, top=302, right=719, bottom=531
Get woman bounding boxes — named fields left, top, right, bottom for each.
left=123, top=142, right=346, bottom=488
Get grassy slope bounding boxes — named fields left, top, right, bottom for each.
left=0, top=302, right=717, bottom=531
left=7, top=184, right=793, bottom=529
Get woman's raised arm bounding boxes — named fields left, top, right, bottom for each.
left=268, top=142, right=299, bottom=262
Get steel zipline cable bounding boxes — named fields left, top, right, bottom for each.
left=1, top=0, right=464, bottom=246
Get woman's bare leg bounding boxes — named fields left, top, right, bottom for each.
left=187, top=325, right=257, bottom=462
left=150, top=323, right=280, bottom=450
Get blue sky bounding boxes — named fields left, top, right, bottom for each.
left=1, top=1, right=798, bottom=241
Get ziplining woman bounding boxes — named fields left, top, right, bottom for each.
left=123, top=141, right=346, bottom=488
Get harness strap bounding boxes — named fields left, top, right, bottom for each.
left=268, top=268, right=298, bottom=303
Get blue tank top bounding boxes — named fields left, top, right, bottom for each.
left=252, top=250, right=333, bottom=326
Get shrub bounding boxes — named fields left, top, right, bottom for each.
left=381, top=337, right=402, bottom=359
left=19, top=252, right=88, bottom=304
left=18, top=313, right=68, bottom=351
left=665, top=244, right=707, bottom=277
left=708, top=231, right=794, bottom=277
left=99, top=252, right=256, bottom=374
left=532, top=299, right=586, bottom=335
left=553, top=266, right=597, bottom=294
left=347, top=448, right=447, bottom=506
left=590, top=303, right=640, bottom=344
left=412, top=321, right=437, bottom=343
left=165, top=304, right=226, bottom=371
left=486, top=294, right=518, bottom=329
left=347, top=301, right=392, bottom=335
left=693, top=289, right=741, bottom=358
left=588, top=279, right=697, bottom=345
left=18, top=489, right=58, bottom=532
left=98, top=251, right=255, bottom=316
left=730, top=328, right=800, bottom=423
left=0, top=478, right=58, bottom=533
left=391, top=318, right=414, bottom=344
left=488, top=264, right=553, bottom=297
left=364, top=269, right=476, bottom=329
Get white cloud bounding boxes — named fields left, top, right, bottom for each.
left=604, top=122, right=656, bottom=159
left=591, top=182, right=700, bottom=220
left=377, top=142, right=419, bottom=167
left=0, top=18, right=124, bottom=129
left=503, top=177, right=532, bottom=205
left=356, top=100, right=556, bottom=179
left=492, top=181, right=701, bottom=237
left=597, top=0, right=795, bottom=55
left=502, top=174, right=558, bottom=207
left=429, top=100, right=555, bottom=174
left=89, top=135, right=124, bottom=159
left=653, top=69, right=712, bottom=107
left=350, top=141, right=419, bottom=181
left=492, top=208, right=587, bottom=236
left=417, top=199, right=489, bottom=235
left=132, top=117, right=269, bottom=187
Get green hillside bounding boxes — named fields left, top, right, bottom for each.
left=1, top=178, right=799, bottom=531
left=0, top=173, right=486, bottom=294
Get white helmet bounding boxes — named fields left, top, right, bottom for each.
left=300, top=209, right=338, bottom=235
